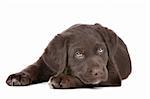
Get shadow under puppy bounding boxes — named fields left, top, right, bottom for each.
left=6, top=23, right=132, bottom=89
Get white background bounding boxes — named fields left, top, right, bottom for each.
left=0, top=0, right=150, bottom=99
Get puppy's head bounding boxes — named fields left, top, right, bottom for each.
left=66, top=29, right=109, bottom=84
left=43, top=24, right=120, bottom=85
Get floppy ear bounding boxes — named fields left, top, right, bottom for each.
left=94, top=24, right=122, bottom=86
left=42, top=34, right=68, bottom=76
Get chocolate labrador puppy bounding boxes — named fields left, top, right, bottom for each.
left=6, top=23, right=131, bottom=88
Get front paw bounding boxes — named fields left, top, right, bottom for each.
left=49, top=75, right=75, bottom=89
left=6, top=72, right=32, bottom=86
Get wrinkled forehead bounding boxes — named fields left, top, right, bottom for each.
left=69, top=33, right=104, bottom=49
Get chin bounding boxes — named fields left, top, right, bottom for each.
left=91, top=80, right=102, bottom=85
left=80, top=78, right=102, bottom=85
left=76, top=74, right=105, bottom=85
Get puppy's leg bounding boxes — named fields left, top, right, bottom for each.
left=49, top=74, right=84, bottom=89
left=6, top=57, right=54, bottom=86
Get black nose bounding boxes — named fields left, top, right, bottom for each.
left=89, top=68, right=104, bottom=77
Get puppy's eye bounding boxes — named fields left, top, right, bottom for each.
left=75, top=51, right=85, bottom=59
left=97, top=48, right=104, bottom=55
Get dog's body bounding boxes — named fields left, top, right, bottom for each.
left=6, top=23, right=131, bottom=88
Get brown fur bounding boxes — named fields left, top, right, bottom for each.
left=6, top=23, right=131, bottom=88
